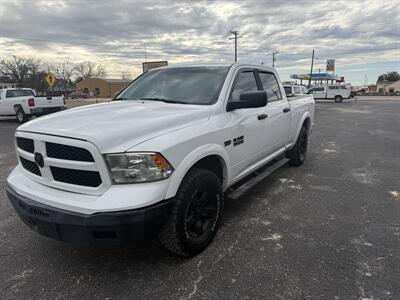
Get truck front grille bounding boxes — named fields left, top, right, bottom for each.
left=50, top=167, right=102, bottom=187
left=16, top=137, right=34, bottom=153
left=20, top=156, right=41, bottom=176
left=15, top=133, right=110, bottom=195
left=46, top=142, right=94, bottom=162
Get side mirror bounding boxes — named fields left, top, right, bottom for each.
left=227, top=91, right=267, bottom=111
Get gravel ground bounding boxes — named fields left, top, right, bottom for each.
left=0, top=99, right=399, bottom=299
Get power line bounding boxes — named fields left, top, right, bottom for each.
left=229, top=31, right=243, bottom=62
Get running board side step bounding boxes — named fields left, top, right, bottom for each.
left=226, top=158, right=289, bottom=200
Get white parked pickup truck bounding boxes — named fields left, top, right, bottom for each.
left=7, top=64, right=315, bottom=256
left=0, top=88, right=65, bottom=123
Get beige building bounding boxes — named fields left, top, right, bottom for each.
left=76, top=78, right=131, bottom=98
left=376, top=80, right=400, bottom=93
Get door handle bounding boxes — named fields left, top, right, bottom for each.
left=257, top=114, right=268, bottom=120
left=283, top=107, right=291, bottom=113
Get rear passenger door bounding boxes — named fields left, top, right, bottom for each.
left=257, top=71, right=290, bottom=150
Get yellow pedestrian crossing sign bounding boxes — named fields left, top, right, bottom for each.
left=45, top=73, right=56, bottom=87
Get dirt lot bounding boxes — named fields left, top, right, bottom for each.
left=0, top=99, right=399, bottom=299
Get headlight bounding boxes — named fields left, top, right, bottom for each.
left=105, top=152, right=174, bottom=183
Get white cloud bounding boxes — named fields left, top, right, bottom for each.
left=0, top=0, right=398, bottom=82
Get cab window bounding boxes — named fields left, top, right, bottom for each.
left=231, top=71, right=258, bottom=101
left=258, top=72, right=282, bottom=101
left=6, top=90, right=34, bottom=98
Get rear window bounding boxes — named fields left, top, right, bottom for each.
left=6, top=90, right=34, bottom=98
left=284, top=86, right=292, bottom=95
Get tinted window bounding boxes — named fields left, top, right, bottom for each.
left=284, top=86, right=292, bottom=95
left=258, top=72, right=282, bottom=101
left=231, top=71, right=258, bottom=101
left=119, top=67, right=229, bottom=105
left=311, top=87, right=324, bottom=92
left=6, top=90, right=34, bottom=98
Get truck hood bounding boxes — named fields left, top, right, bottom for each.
left=17, top=101, right=211, bottom=153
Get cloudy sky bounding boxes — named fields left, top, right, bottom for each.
left=0, top=0, right=399, bottom=84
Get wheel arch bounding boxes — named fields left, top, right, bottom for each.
left=165, top=144, right=230, bottom=199
left=14, top=104, right=23, bottom=113
left=293, top=112, right=311, bottom=144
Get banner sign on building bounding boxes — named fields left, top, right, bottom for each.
left=326, top=59, right=335, bottom=72
left=142, top=61, right=168, bottom=73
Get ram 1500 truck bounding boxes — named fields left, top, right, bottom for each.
left=7, top=64, right=315, bottom=256
left=0, top=88, right=65, bottom=123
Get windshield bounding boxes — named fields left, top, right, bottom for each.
left=117, top=67, right=230, bottom=105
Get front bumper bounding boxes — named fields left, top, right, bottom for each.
left=7, top=184, right=173, bottom=246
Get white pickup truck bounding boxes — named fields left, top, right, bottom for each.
left=7, top=64, right=315, bottom=256
left=0, top=88, right=65, bottom=123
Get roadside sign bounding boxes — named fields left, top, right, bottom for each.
left=326, top=59, right=335, bottom=72
left=45, top=73, right=56, bottom=87
left=142, top=61, right=168, bottom=73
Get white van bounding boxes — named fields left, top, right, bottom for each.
left=307, top=85, right=351, bottom=102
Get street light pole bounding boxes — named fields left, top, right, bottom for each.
left=309, top=49, right=315, bottom=87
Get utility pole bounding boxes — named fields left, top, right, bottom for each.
left=144, top=43, right=147, bottom=62
left=272, top=50, right=279, bottom=67
left=229, top=31, right=243, bottom=62
left=308, top=49, right=315, bottom=87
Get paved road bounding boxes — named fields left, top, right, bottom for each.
left=0, top=100, right=399, bottom=299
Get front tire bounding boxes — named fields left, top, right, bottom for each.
left=334, top=95, right=343, bottom=103
left=286, top=126, right=308, bottom=166
left=158, top=168, right=224, bottom=256
left=16, top=108, right=28, bottom=123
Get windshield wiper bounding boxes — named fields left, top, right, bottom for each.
left=139, top=97, right=187, bottom=104
left=113, top=97, right=128, bottom=101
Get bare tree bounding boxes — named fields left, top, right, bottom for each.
left=54, top=61, right=76, bottom=91
left=75, top=61, right=107, bottom=80
left=0, top=55, right=38, bottom=84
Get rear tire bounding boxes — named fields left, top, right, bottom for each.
left=334, top=95, right=343, bottom=103
left=286, top=126, right=308, bottom=166
left=158, top=168, right=224, bottom=256
left=16, top=108, right=28, bottom=123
